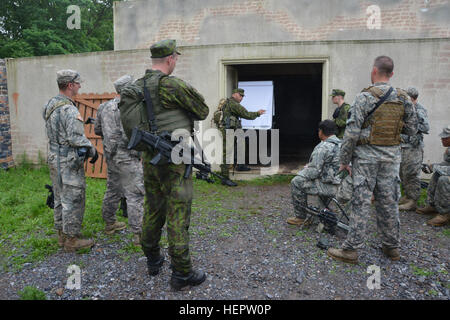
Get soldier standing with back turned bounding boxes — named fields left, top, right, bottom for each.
left=94, top=75, right=144, bottom=246
left=327, top=56, right=417, bottom=264
left=43, top=70, right=98, bottom=252
left=135, top=39, right=210, bottom=291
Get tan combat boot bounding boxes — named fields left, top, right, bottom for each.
left=286, top=217, right=311, bottom=226
left=57, top=230, right=65, bottom=247
left=132, top=233, right=141, bottom=247
left=398, top=196, right=408, bottom=205
left=105, top=221, right=127, bottom=235
left=399, top=199, right=417, bottom=211
left=426, top=214, right=450, bottom=227
left=382, top=246, right=400, bottom=261
left=416, top=205, right=438, bottom=215
left=64, top=236, right=94, bottom=252
left=327, top=248, right=358, bottom=264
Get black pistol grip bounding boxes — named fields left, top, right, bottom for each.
left=127, top=128, right=140, bottom=150
left=184, top=165, right=193, bottom=179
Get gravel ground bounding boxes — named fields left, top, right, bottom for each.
left=0, top=183, right=448, bottom=300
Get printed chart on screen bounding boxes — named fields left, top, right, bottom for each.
left=238, top=81, right=274, bottom=130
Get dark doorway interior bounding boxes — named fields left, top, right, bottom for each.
left=234, top=63, right=323, bottom=172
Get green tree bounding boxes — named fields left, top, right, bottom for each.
left=0, top=0, right=122, bottom=58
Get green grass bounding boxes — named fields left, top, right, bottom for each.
left=410, top=264, right=434, bottom=277
left=17, top=286, right=47, bottom=300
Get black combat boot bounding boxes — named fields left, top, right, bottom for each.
left=170, top=269, right=206, bottom=291
left=236, top=164, right=251, bottom=171
left=146, top=255, right=164, bottom=276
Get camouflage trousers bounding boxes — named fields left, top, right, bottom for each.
left=102, top=151, right=144, bottom=234
left=220, top=128, right=245, bottom=179
left=291, top=175, right=337, bottom=219
left=48, top=150, right=86, bottom=237
left=427, top=173, right=450, bottom=214
left=400, top=146, right=423, bottom=201
left=141, top=150, right=194, bottom=274
left=342, top=159, right=401, bottom=250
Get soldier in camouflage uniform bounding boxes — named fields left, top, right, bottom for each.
left=220, top=88, right=265, bottom=178
left=43, top=70, right=98, bottom=252
left=416, top=125, right=450, bottom=226
left=136, top=40, right=209, bottom=290
left=327, top=56, right=418, bottom=264
left=398, top=87, right=430, bottom=211
left=330, top=89, right=351, bottom=139
left=94, top=75, right=144, bottom=246
left=287, top=120, right=341, bottom=225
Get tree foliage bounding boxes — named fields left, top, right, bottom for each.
left=0, top=0, right=122, bottom=58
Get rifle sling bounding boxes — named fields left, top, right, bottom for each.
left=143, top=77, right=158, bottom=133
left=366, top=86, right=394, bottom=119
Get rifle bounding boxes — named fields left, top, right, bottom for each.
left=127, top=127, right=237, bottom=187
left=45, top=184, right=54, bottom=209
left=85, top=117, right=96, bottom=125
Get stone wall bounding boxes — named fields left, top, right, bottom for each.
left=0, top=59, right=13, bottom=169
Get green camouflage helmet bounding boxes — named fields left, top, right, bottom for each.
left=330, top=89, right=345, bottom=97
left=150, top=39, right=181, bottom=58
left=232, top=88, right=245, bottom=96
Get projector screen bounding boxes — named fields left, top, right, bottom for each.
left=238, top=81, right=274, bottom=130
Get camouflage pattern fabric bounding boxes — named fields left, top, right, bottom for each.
left=401, top=102, right=429, bottom=149
left=220, top=97, right=261, bottom=178
left=339, top=82, right=418, bottom=250
left=140, top=71, right=209, bottom=274
left=150, top=39, right=180, bottom=58
left=291, top=135, right=341, bottom=218
left=333, top=102, right=351, bottom=139
left=43, top=94, right=95, bottom=236
left=400, top=147, right=423, bottom=201
left=427, top=147, right=450, bottom=214
left=94, top=98, right=144, bottom=234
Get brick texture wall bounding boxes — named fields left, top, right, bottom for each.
left=0, top=59, right=13, bottom=169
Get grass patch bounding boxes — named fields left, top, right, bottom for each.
left=18, top=286, right=47, bottom=300
left=410, top=264, right=434, bottom=277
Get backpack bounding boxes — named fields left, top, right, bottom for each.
left=212, top=98, right=227, bottom=129
left=118, top=82, right=150, bottom=152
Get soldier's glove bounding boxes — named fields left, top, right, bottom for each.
left=89, top=147, right=99, bottom=164
left=421, top=163, right=432, bottom=174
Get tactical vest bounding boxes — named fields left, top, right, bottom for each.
left=144, top=70, right=193, bottom=134
left=358, top=86, right=405, bottom=146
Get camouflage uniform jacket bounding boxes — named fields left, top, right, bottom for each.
left=222, top=97, right=260, bottom=129
left=43, top=94, right=94, bottom=155
left=401, top=102, right=429, bottom=149
left=340, top=82, right=418, bottom=165
left=297, top=135, right=342, bottom=185
left=94, top=97, right=139, bottom=160
left=333, top=102, right=351, bottom=139
left=433, top=147, right=450, bottom=177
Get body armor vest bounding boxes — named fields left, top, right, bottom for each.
left=145, top=71, right=193, bottom=134
left=358, top=86, right=405, bottom=146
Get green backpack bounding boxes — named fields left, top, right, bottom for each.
left=212, top=98, right=227, bottom=129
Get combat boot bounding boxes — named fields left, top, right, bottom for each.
left=146, top=255, right=165, bottom=276
left=170, top=269, right=206, bottom=291
left=57, top=230, right=65, bottom=247
left=104, top=221, right=127, bottom=235
left=132, top=233, right=141, bottom=247
left=382, top=246, right=400, bottom=261
left=416, top=205, right=438, bottom=215
left=286, top=217, right=311, bottom=226
left=426, top=214, right=450, bottom=227
left=399, top=199, right=417, bottom=211
left=327, top=248, right=358, bottom=264
left=64, top=236, right=94, bottom=253
left=398, top=196, right=408, bottom=205
left=236, top=164, right=251, bottom=171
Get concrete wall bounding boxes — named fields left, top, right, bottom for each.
left=0, top=59, right=14, bottom=169
left=7, top=38, right=450, bottom=168
left=114, top=0, right=450, bottom=50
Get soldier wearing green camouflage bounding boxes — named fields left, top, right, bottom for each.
left=220, top=88, right=266, bottom=178
left=138, top=39, right=210, bottom=290
left=327, top=56, right=418, bottom=264
left=330, top=89, right=351, bottom=139
left=43, top=70, right=97, bottom=252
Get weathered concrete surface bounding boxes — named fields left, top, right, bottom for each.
left=114, top=0, right=450, bottom=50
left=6, top=38, right=450, bottom=169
